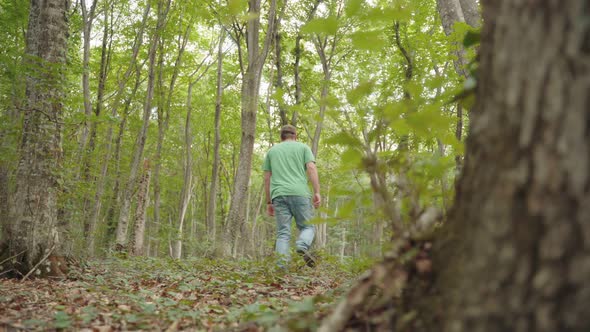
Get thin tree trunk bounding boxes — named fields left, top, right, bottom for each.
left=78, top=0, right=98, bottom=166
left=8, top=0, right=70, bottom=276
left=207, top=28, right=225, bottom=244
left=225, top=0, right=277, bottom=257
left=173, top=79, right=195, bottom=260
left=86, top=4, right=114, bottom=255
left=437, top=0, right=480, bottom=172
left=104, top=65, right=144, bottom=244
left=292, top=0, right=322, bottom=126
left=130, top=160, right=151, bottom=256
left=103, top=3, right=151, bottom=247
left=115, top=0, right=171, bottom=250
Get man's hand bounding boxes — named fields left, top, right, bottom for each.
left=313, top=193, right=321, bottom=209
left=267, top=203, right=275, bottom=217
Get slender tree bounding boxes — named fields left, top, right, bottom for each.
left=225, top=0, right=277, bottom=256
left=206, top=28, right=225, bottom=244
left=115, top=0, right=171, bottom=250
left=436, top=0, right=480, bottom=170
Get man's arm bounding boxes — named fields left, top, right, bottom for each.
left=306, top=162, right=321, bottom=208
left=264, top=171, right=274, bottom=216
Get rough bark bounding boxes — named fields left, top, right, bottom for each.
left=458, top=0, right=480, bottom=28
left=432, top=1, right=590, bottom=330
left=130, top=160, right=151, bottom=256
left=8, top=0, right=70, bottom=276
left=225, top=0, right=277, bottom=256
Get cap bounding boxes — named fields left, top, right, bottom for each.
left=280, top=125, right=297, bottom=135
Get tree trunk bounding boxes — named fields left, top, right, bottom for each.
left=103, top=2, right=150, bottom=248
left=8, top=0, right=69, bottom=277
left=206, top=28, right=225, bottom=245
left=115, top=0, right=170, bottom=250
left=458, top=0, right=480, bottom=28
left=225, top=0, right=276, bottom=257
left=292, top=0, right=322, bottom=126
left=432, top=1, right=590, bottom=330
left=86, top=3, right=114, bottom=256
left=437, top=0, right=480, bottom=171
left=173, top=80, right=195, bottom=260
left=78, top=0, right=98, bottom=166
left=130, top=160, right=151, bottom=256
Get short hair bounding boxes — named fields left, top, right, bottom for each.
left=280, top=125, right=297, bottom=140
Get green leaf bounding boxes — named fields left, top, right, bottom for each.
left=53, top=311, right=71, bottom=329
left=463, top=30, right=480, bottom=48
left=301, top=17, right=339, bottom=36
left=326, top=131, right=362, bottom=149
left=351, top=30, right=386, bottom=51
left=345, top=0, right=364, bottom=17
left=228, top=0, right=246, bottom=15
left=341, top=148, right=363, bottom=168
left=346, top=80, right=375, bottom=105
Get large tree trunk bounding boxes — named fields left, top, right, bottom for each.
left=432, top=1, right=590, bottom=330
left=225, top=0, right=276, bottom=257
left=322, top=1, right=590, bottom=331
left=8, top=0, right=70, bottom=277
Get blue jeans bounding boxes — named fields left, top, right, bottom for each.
left=272, top=195, right=315, bottom=267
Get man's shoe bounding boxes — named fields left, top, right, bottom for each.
left=296, top=249, right=316, bottom=268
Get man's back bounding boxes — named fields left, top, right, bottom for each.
left=263, top=141, right=315, bottom=199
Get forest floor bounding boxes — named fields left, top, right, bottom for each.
left=0, top=255, right=365, bottom=331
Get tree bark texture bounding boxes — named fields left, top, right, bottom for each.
left=9, top=0, right=69, bottom=276
left=432, top=1, right=590, bottom=331
left=436, top=0, right=480, bottom=76
left=130, top=160, right=151, bottom=256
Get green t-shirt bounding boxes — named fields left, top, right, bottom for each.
left=262, top=141, right=315, bottom=199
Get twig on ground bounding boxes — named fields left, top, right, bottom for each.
left=0, top=269, right=14, bottom=277
left=0, top=250, right=26, bottom=266
left=21, top=245, right=55, bottom=282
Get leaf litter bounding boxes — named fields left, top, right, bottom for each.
left=0, top=256, right=362, bottom=331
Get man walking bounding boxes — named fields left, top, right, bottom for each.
left=263, top=125, right=321, bottom=268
